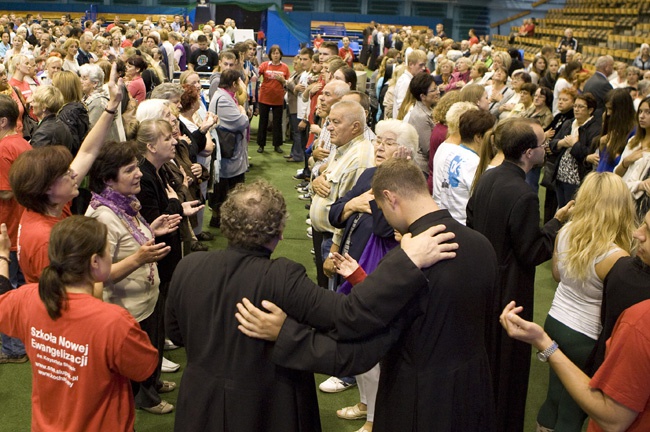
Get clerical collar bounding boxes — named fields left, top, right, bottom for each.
left=408, top=209, right=453, bottom=236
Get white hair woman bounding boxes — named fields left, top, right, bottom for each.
left=326, top=119, right=419, bottom=432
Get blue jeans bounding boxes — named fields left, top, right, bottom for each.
left=2, top=252, right=26, bottom=357
left=555, top=181, right=579, bottom=208
left=320, top=235, right=337, bottom=291
left=289, top=113, right=305, bottom=161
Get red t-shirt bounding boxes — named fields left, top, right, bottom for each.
left=127, top=76, right=146, bottom=103
left=258, top=61, right=290, bottom=106
left=339, top=47, right=354, bottom=67
left=0, top=284, right=158, bottom=432
left=587, top=300, right=650, bottom=432
left=0, top=134, right=31, bottom=251
left=18, top=209, right=65, bottom=283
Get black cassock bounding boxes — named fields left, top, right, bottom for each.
left=166, top=242, right=429, bottom=432
left=273, top=210, right=499, bottom=432
left=467, top=161, right=561, bottom=432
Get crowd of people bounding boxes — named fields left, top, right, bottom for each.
left=1, top=10, right=650, bottom=432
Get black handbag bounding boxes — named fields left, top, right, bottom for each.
left=216, top=126, right=242, bottom=159
left=212, top=95, right=243, bottom=159
left=13, top=86, right=37, bottom=140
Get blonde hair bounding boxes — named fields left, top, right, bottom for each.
left=446, top=101, right=478, bottom=135
left=52, top=70, right=83, bottom=103
left=32, top=85, right=64, bottom=113
left=560, top=172, right=635, bottom=280
left=432, top=89, right=462, bottom=124
left=397, top=90, right=415, bottom=120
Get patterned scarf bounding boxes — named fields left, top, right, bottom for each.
left=89, top=187, right=155, bottom=283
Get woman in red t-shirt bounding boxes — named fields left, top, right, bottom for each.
left=256, top=44, right=290, bottom=154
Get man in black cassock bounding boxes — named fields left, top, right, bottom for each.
left=237, top=158, right=499, bottom=432
left=466, top=118, right=573, bottom=432
left=165, top=178, right=452, bottom=432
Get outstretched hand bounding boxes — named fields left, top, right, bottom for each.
left=400, top=224, right=458, bottom=269
left=107, top=62, right=123, bottom=109
left=331, top=252, right=359, bottom=278
left=181, top=200, right=205, bottom=217
left=499, top=301, right=550, bottom=351
left=235, top=298, right=287, bottom=341
left=150, top=214, right=183, bottom=237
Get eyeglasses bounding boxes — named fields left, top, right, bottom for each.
left=374, top=137, right=398, bottom=147
left=573, top=104, right=588, bottom=110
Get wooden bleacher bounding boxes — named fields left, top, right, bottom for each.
left=491, top=0, right=650, bottom=66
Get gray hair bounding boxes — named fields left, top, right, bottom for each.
left=150, top=83, right=183, bottom=100
left=375, top=119, right=419, bottom=155
left=79, top=63, right=104, bottom=89
left=595, top=55, right=614, bottom=71
left=136, top=99, right=169, bottom=121
left=330, top=100, right=365, bottom=126
left=638, top=79, right=650, bottom=97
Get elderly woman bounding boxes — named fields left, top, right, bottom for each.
left=467, top=61, right=489, bottom=86
left=325, top=120, right=419, bottom=432
left=9, top=65, right=121, bottom=284
left=207, top=69, right=249, bottom=226
left=79, top=63, right=121, bottom=143
left=38, top=56, right=63, bottom=86
left=550, top=92, right=602, bottom=207
left=62, top=38, right=80, bottom=74
left=0, top=216, right=159, bottom=431
left=87, top=141, right=182, bottom=415
left=29, top=85, right=73, bottom=148
left=634, top=43, right=650, bottom=70
left=444, top=57, right=472, bottom=92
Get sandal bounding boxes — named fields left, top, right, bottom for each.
left=337, top=404, right=367, bottom=420
left=157, top=380, right=176, bottom=393
left=141, top=400, right=174, bottom=414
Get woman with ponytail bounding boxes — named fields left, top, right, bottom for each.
left=0, top=216, right=158, bottom=432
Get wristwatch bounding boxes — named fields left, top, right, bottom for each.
left=537, top=341, right=559, bottom=362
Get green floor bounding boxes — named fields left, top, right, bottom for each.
left=2, top=129, right=561, bottom=431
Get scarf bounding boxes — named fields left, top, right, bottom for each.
left=89, top=187, right=155, bottom=284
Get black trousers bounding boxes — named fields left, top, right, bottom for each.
left=210, top=173, right=246, bottom=222
left=257, top=102, right=284, bottom=149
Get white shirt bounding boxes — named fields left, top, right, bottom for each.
left=392, top=70, right=413, bottom=118
left=432, top=143, right=479, bottom=225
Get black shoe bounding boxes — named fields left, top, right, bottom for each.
left=295, top=180, right=309, bottom=189
left=274, top=146, right=284, bottom=154
left=190, top=241, right=209, bottom=252
left=305, top=203, right=311, bottom=210
left=257, top=146, right=264, bottom=153
left=196, top=231, right=214, bottom=241
left=209, top=217, right=221, bottom=228
left=293, top=172, right=308, bottom=180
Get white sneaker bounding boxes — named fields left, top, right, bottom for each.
left=319, top=376, right=357, bottom=393
left=305, top=218, right=311, bottom=225
left=164, top=338, right=179, bottom=351
left=306, top=227, right=313, bottom=238
left=161, top=356, right=180, bottom=373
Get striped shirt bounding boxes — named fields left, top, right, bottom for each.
left=310, top=135, right=375, bottom=244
